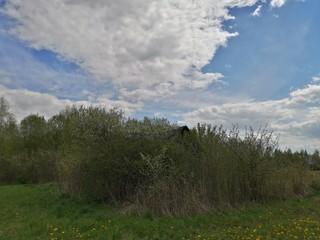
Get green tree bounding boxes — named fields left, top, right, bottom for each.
left=16, top=114, right=58, bottom=183
left=0, top=96, right=15, bottom=134
left=311, top=150, right=320, bottom=170
left=0, top=96, right=17, bottom=182
left=20, top=114, right=48, bottom=153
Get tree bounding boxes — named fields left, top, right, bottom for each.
left=19, top=114, right=48, bottom=153
left=0, top=96, right=17, bottom=182
left=0, top=96, right=16, bottom=151
left=0, top=96, right=15, bottom=133
left=311, top=150, right=320, bottom=170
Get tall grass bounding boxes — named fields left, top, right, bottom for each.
left=1, top=184, right=320, bottom=240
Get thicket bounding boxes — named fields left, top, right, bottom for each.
left=0, top=96, right=319, bottom=214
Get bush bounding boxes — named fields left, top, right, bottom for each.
left=51, top=112, right=311, bottom=214
left=56, top=107, right=177, bottom=204
left=0, top=100, right=312, bottom=214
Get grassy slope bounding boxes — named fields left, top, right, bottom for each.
left=1, top=184, right=320, bottom=240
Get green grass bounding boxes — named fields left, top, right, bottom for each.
left=1, top=184, right=320, bottom=240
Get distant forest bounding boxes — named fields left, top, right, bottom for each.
left=1, top=96, right=320, bottom=214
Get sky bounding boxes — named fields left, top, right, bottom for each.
left=0, top=0, right=319, bottom=151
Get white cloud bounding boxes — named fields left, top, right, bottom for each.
left=183, top=99, right=292, bottom=128
left=270, top=0, right=306, bottom=8
left=0, top=85, right=76, bottom=120
left=312, top=74, right=320, bottom=82
left=97, top=95, right=143, bottom=115
left=270, top=0, right=288, bottom=8
left=251, top=5, right=262, bottom=17
left=182, top=83, right=320, bottom=151
left=1, top=0, right=309, bottom=151
left=0, top=30, right=97, bottom=101
left=0, top=85, right=142, bottom=121
left=289, top=84, right=320, bottom=104
left=2, top=0, right=259, bottom=101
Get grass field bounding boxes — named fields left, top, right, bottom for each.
left=1, top=184, right=320, bottom=240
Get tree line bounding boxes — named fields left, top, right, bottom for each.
left=0, top=96, right=319, bottom=214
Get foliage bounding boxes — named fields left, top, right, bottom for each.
left=0, top=96, right=317, bottom=214
left=0, top=96, right=18, bottom=182
left=310, top=150, right=320, bottom=170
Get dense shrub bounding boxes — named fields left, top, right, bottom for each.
left=55, top=106, right=176, bottom=204
left=0, top=97, right=313, bottom=214
left=134, top=124, right=310, bottom=214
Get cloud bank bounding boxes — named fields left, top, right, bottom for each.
left=182, top=82, right=320, bottom=151
left=0, top=84, right=142, bottom=121
left=2, top=0, right=260, bottom=101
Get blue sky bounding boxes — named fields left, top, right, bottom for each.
left=205, top=0, right=320, bottom=100
left=0, top=0, right=319, bottom=151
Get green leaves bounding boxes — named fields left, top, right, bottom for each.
left=0, top=96, right=15, bottom=132
left=0, top=99, right=315, bottom=214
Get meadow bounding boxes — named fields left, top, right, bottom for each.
left=1, top=183, right=320, bottom=240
